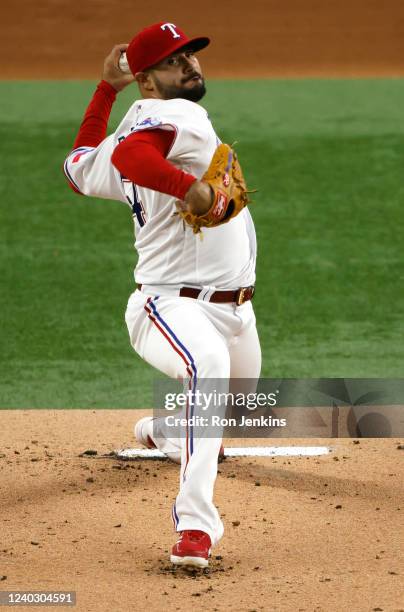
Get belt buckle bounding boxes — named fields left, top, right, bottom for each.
left=236, top=285, right=255, bottom=306
left=236, top=288, right=246, bottom=306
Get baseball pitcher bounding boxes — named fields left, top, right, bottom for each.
left=63, top=21, right=261, bottom=568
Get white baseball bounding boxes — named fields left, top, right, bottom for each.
left=118, top=52, right=132, bottom=74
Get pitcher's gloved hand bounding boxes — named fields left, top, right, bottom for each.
left=177, top=144, right=255, bottom=234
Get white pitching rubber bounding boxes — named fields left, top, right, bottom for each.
left=115, top=446, right=331, bottom=460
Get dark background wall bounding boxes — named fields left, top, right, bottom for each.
left=2, top=0, right=404, bottom=78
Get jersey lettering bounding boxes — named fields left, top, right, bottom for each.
left=117, top=134, right=147, bottom=227
left=129, top=184, right=146, bottom=227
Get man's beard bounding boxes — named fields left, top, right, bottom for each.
left=154, top=75, right=206, bottom=102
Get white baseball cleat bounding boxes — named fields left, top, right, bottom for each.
left=134, top=416, right=157, bottom=449
left=134, top=416, right=225, bottom=464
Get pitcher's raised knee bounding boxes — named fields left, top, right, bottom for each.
left=194, top=346, right=230, bottom=379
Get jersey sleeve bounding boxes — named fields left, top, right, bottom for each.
left=63, top=137, right=125, bottom=202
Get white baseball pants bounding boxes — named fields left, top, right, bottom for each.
left=125, top=288, right=261, bottom=545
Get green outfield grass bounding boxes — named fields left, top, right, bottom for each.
left=1, top=79, right=403, bottom=408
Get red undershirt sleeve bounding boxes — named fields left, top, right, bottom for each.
left=72, top=80, right=117, bottom=150
left=111, top=129, right=197, bottom=201
left=64, top=80, right=117, bottom=194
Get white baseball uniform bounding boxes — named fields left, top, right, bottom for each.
left=64, top=96, right=261, bottom=545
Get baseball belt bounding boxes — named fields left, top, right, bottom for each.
left=137, top=284, right=255, bottom=306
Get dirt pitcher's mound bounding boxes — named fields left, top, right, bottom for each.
left=0, top=410, right=403, bottom=611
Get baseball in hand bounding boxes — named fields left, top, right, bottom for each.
left=118, top=52, right=132, bottom=74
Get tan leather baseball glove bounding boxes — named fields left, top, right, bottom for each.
left=178, top=144, right=254, bottom=234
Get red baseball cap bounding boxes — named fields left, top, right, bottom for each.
left=126, top=22, right=210, bottom=75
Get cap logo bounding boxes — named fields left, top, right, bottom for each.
left=161, top=23, right=181, bottom=39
